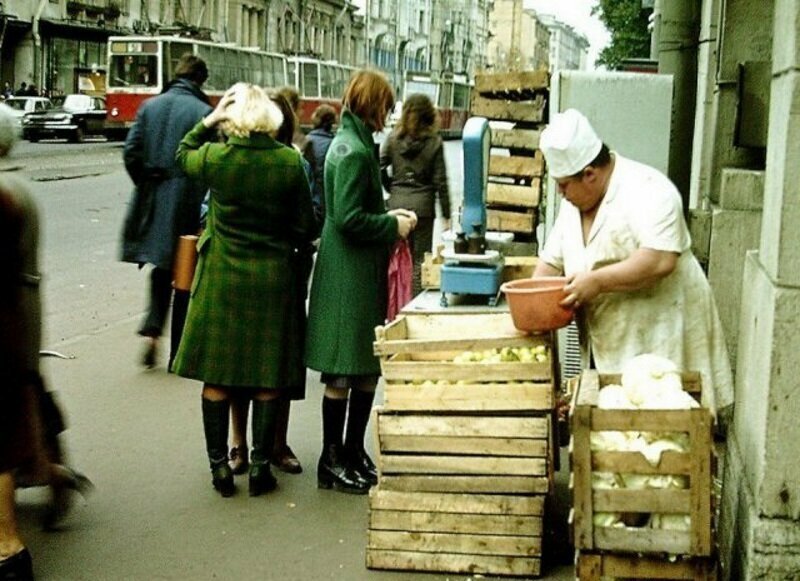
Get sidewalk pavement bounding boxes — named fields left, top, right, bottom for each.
left=18, top=316, right=575, bottom=580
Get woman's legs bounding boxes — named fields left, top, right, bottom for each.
left=228, top=395, right=250, bottom=475
left=271, top=397, right=302, bottom=474
left=318, top=386, right=369, bottom=494
left=0, top=472, right=32, bottom=579
left=201, top=384, right=234, bottom=497
left=249, top=390, right=280, bottom=496
left=344, top=382, right=378, bottom=485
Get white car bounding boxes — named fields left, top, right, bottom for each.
left=2, top=96, right=53, bottom=127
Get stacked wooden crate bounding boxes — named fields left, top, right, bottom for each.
left=366, top=313, right=557, bottom=577
left=470, top=70, right=550, bottom=249
left=570, top=370, right=718, bottom=580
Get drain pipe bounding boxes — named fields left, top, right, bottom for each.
left=32, top=0, right=48, bottom=88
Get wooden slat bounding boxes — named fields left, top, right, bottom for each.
left=402, top=312, right=533, bottom=339
left=486, top=208, right=536, bottom=234
left=380, top=454, right=547, bottom=476
left=378, top=474, right=549, bottom=495
left=366, top=549, right=540, bottom=576
left=576, top=552, right=602, bottom=581
left=491, top=128, right=541, bottom=151
left=381, top=359, right=552, bottom=382
left=370, top=509, right=542, bottom=536
left=591, top=408, right=699, bottom=432
left=368, top=530, right=541, bottom=557
left=592, top=450, right=692, bottom=474
left=571, top=403, right=594, bottom=550
left=594, top=489, right=691, bottom=513
left=576, top=370, right=600, bottom=406
left=383, top=382, right=553, bottom=412
left=379, top=435, right=548, bottom=457
left=689, top=410, right=713, bottom=556
left=378, top=414, right=549, bottom=439
left=486, top=181, right=541, bottom=208
left=594, top=527, right=691, bottom=555
left=474, top=70, right=550, bottom=94
left=578, top=551, right=718, bottom=580
left=471, top=94, right=546, bottom=123
left=369, top=489, right=545, bottom=516
left=374, top=316, right=407, bottom=343
left=489, top=153, right=545, bottom=178
left=597, top=371, right=703, bottom=397
left=375, top=334, right=541, bottom=356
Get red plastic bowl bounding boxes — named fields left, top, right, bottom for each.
left=500, top=277, right=575, bottom=333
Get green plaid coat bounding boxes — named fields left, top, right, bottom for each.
left=172, top=121, right=317, bottom=390
left=305, top=110, right=398, bottom=376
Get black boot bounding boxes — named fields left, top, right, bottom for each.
left=201, top=398, right=234, bottom=497
left=0, top=548, right=33, bottom=581
left=318, top=396, right=369, bottom=494
left=249, top=398, right=278, bottom=496
left=344, top=389, right=378, bottom=486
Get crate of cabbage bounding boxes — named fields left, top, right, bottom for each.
left=373, top=312, right=555, bottom=412
left=569, top=361, right=715, bottom=558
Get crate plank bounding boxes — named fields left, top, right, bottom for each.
left=594, top=489, right=691, bottom=513
left=370, top=509, right=542, bottom=535
left=491, top=128, right=541, bottom=151
left=380, top=454, right=547, bottom=476
left=369, top=489, right=545, bottom=516
left=489, top=153, right=545, bottom=178
left=381, top=358, right=551, bottom=382
left=378, top=414, right=548, bottom=439
left=486, top=208, right=536, bottom=234
left=375, top=335, right=540, bottom=356
left=366, top=549, right=540, bottom=577
left=475, top=70, right=549, bottom=95
left=383, top=381, right=552, bottom=412
left=689, top=411, right=713, bottom=556
left=487, top=181, right=541, bottom=208
left=471, top=94, right=546, bottom=123
left=379, top=435, right=548, bottom=457
left=378, top=475, right=549, bottom=495
left=572, top=403, right=594, bottom=550
left=592, top=408, right=702, bottom=432
left=368, top=530, right=541, bottom=557
left=577, top=551, right=718, bottom=580
left=592, top=450, right=692, bottom=474
left=594, top=527, right=691, bottom=556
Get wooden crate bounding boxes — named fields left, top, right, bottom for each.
left=487, top=207, right=537, bottom=234
left=487, top=179, right=541, bottom=208
left=474, top=70, right=550, bottom=97
left=376, top=409, right=550, bottom=494
left=570, top=371, right=714, bottom=557
left=421, top=251, right=537, bottom=290
left=374, top=313, right=554, bottom=412
left=471, top=93, right=546, bottom=123
left=367, top=488, right=543, bottom=577
left=489, top=151, right=545, bottom=179
left=576, top=551, right=718, bottom=580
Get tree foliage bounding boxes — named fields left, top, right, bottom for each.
left=592, top=0, right=652, bottom=70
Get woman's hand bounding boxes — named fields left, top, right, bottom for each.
left=202, top=88, right=236, bottom=128
left=388, top=208, right=418, bottom=230
left=395, top=214, right=415, bottom=239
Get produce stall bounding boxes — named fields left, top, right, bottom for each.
left=366, top=312, right=558, bottom=577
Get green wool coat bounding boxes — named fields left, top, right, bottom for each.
left=305, top=110, right=399, bottom=376
left=173, top=121, right=317, bottom=390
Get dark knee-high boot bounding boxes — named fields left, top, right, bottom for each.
left=249, top=399, right=279, bottom=496
left=318, top=396, right=369, bottom=494
left=202, top=398, right=234, bottom=497
left=344, top=389, right=378, bottom=485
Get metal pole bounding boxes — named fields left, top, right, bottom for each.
left=365, top=0, right=371, bottom=67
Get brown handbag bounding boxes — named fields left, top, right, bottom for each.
left=173, top=234, right=199, bottom=291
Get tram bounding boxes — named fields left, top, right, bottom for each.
left=398, top=70, right=471, bottom=138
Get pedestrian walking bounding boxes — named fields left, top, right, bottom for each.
left=380, top=94, right=451, bottom=295
left=302, top=104, right=337, bottom=227
left=305, top=70, right=417, bottom=494
left=534, top=108, right=733, bottom=428
left=120, top=54, right=212, bottom=370
left=173, top=83, right=317, bottom=498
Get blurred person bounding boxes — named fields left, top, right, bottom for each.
left=380, top=93, right=451, bottom=295
left=302, top=104, right=337, bottom=227
left=305, top=70, right=416, bottom=494
left=226, top=91, right=315, bottom=477
left=120, top=54, right=212, bottom=369
left=275, top=86, right=307, bottom=150
left=173, top=83, right=317, bottom=497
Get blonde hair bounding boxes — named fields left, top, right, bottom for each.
left=219, top=83, right=283, bottom=138
left=342, top=70, right=394, bottom=132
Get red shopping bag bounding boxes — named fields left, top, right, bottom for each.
left=387, top=239, right=413, bottom=321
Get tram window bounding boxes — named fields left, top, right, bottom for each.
left=438, top=82, right=453, bottom=109
left=167, top=41, right=192, bottom=81
left=287, top=61, right=297, bottom=88
left=301, top=62, right=319, bottom=98
left=108, top=54, right=158, bottom=88
left=453, top=84, right=470, bottom=109
left=266, top=57, right=277, bottom=88
left=321, top=65, right=334, bottom=98
left=252, top=54, right=263, bottom=86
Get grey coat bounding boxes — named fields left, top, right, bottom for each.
left=120, top=79, right=212, bottom=269
left=379, top=132, right=450, bottom=219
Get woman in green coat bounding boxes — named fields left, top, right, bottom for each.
left=173, top=84, right=317, bottom=498
left=306, top=70, right=416, bottom=494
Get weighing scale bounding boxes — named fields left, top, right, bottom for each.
left=440, top=117, right=504, bottom=307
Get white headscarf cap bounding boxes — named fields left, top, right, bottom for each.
left=540, top=109, right=602, bottom=178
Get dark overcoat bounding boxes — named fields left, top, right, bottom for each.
left=172, top=121, right=317, bottom=390
left=305, top=110, right=398, bottom=376
left=120, top=79, right=212, bottom=269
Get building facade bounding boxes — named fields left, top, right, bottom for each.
left=537, top=12, right=589, bottom=72
left=0, top=0, right=365, bottom=97
left=486, top=0, right=550, bottom=72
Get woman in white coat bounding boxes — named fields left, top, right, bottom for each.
left=534, top=109, right=733, bottom=428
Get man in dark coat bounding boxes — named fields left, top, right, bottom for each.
left=120, top=54, right=212, bottom=369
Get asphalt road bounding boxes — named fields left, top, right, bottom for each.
left=8, top=138, right=572, bottom=581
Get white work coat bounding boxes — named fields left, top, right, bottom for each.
left=540, top=154, right=733, bottom=413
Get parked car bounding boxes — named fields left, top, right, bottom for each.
left=2, top=96, right=53, bottom=128
left=22, top=94, right=106, bottom=142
